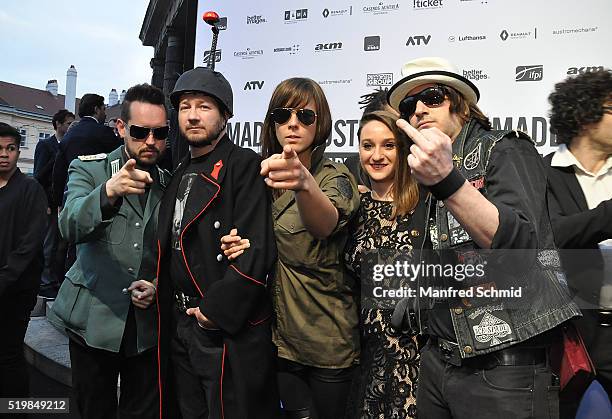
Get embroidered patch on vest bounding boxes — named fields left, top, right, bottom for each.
left=337, top=177, right=354, bottom=200
left=211, top=160, right=223, bottom=180
left=463, top=143, right=482, bottom=170
left=110, top=159, right=121, bottom=176
left=465, top=305, right=517, bottom=349
left=447, top=212, right=470, bottom=246
left=472, top=312, right=512, bottom=346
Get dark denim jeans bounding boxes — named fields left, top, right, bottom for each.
left=417, top=342, right=560, bottom=419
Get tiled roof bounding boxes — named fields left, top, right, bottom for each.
left=0, top=80, right=79, bottom=117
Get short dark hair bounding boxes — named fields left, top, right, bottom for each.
left=52, top=109, right=75, bottom=129
left=0, top=122, right=22, bottom=148
left=120, top=83, right=167, bottom=122
left=78, top=93, right=105, bottom=118
left=549, top=69, right=612, bottom=146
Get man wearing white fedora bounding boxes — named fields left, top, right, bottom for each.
left=387, top=57, right=580, bottom=418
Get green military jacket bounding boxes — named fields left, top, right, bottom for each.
left=271, top=157, right=360, bottom=368
left=48, top=146, right=170, bottom=353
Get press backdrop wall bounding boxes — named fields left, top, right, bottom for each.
left=194, top=0, right=612, bottom=160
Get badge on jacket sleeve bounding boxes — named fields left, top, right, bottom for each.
left=78, top=153, right=107, bottom=161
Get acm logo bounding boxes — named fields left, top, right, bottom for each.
left=244, top=81, right=264, bottom=90
left=406, top=35, right=431, bottom=46
left=315, top=42, right=343, bottom=51
left=567, top=66, right=604, bottom=75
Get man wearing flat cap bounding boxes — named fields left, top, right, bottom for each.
left=387, top=57, right=579, bottom=418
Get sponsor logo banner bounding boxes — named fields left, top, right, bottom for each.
left=284, top=9, right=308, bottom=23
left=515, top=65, right=543, bottom=82
left=366, top=73, right=393, bottom=87
left=364, top=36, right=380, bottom=51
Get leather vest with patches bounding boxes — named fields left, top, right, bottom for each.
left=426, top=119, right=580, bottom=358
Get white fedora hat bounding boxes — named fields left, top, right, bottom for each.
left=387, top=57, right=480, bottom=112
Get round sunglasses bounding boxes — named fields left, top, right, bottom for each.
left=270, top=107, right=317, bottom=126
left=398, top=85, right=448, bottom=120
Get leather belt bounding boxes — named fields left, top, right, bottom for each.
left=174, top=291, right=200, bottom=312
left=430, top=336, right=547, bottom=368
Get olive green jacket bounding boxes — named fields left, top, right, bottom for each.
left=272, top=157, right=360, bottom=368
left=48, top=146, right=170, bottom=353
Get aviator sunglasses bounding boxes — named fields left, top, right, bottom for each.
left=128, top=124, right=169, bottom=141
left=270, top=107, right=317, bottom=126
left=398, top=85, right=448, bottom=120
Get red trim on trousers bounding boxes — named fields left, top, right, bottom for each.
left=221, top=343, right=227, bottom=419
left=179, top=173, right=221, bottom=298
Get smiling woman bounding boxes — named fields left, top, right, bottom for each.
left=345, top=108, right=423, bottom=418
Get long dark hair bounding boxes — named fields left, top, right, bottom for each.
left=261, top=78, right=332, bottom=159
left=357, top=110, right=419, bottom=217
left=444, top=86, right=491, bottom=129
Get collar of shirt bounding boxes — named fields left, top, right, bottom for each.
left=82, top=115, right=100, bottom=124
left=551, top=144, right=612, bottom=177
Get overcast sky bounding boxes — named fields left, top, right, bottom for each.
left=0, top=0, right=154, bottom=101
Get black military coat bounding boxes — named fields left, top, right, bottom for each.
left=156, top=134, right=279, bottom=418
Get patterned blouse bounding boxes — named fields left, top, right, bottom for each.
left=345, top=192, right=420, bottom=419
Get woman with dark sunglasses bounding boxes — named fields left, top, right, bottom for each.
left=221, top=77, right=361, bottom=419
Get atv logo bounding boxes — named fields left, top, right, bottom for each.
left=406, top=35, right=431, bottom=46
left=244, top=81, right=264, bottom=90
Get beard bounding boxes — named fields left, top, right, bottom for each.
left=126, top=144, right=162, bottom=167
left=181, top=118, right=226, bottom=148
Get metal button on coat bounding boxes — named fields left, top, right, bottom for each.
left=463, top=345, right=473, bottom=354
left=133, top=243, right=139, bottom=249
left=214, top=221, right=221, bottom=229
left=440, top=233, right=448, bottom=242
left=128, top=267, right=134, bottom=274
left=216, top=254, right=223, bottom=262
left=411, top=229, right=420, bottom=237
left=438, top=201, right=445, bottom=208
left=135, top=222, right=141, bottom=228
left=122, top=288, right=129, bottom=295
left=454, top=308, right=463, bottom=315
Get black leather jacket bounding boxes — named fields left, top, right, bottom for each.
left=422, top=119, right=580, bottom=358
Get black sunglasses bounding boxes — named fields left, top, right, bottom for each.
left=270, top=108, right=317, bottom=126
left=128, top=124, right=169, bottom=141
left=398, top=85, right=448, bottom=120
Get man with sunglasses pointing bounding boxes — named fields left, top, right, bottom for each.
left=387, top=57, right=579, bottom=418
left=49, top=83, right=170, bottom=419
